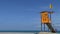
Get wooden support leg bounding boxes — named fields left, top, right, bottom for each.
left=46, top=23, right=56, bottom=33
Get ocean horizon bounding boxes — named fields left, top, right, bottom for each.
left=0, top=30, right=60, bottom=33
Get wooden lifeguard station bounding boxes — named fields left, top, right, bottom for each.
left=40, top=11, right=56, bottom=33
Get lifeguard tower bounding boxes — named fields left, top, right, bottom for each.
left=40, top=11, right=56, bottom=33
left=40, top=3, right=56, bottom=33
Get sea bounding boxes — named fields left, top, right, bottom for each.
left=0, top=32, right=60, bottom=34
left=0, top=31, right=60, bottom=34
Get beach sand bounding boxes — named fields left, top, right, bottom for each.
left=39, top=32, right=57, bottom=34
left=0, top=32, right=34, bottom=34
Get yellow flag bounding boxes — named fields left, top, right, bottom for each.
left=50, top=4, right=53, bottom=9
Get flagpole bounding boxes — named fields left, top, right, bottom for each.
left=48, top=3, right=53, bottom=32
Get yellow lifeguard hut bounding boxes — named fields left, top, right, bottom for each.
left=40, top=11, right=56, bottom=33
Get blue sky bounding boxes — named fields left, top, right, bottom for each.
left=0, top=0, right=60, bottom=31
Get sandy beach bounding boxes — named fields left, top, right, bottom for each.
left=0, top=32, right=34, bottom=34
left=39, top=32, right=57, bottom=34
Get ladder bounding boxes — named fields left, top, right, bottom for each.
left=46, top=23, right=56, bottom=33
